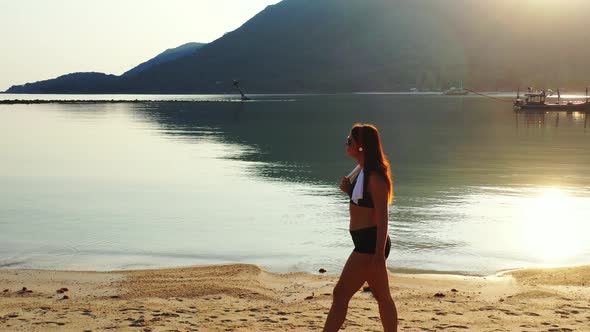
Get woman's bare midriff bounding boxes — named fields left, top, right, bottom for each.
left=349, top=203, right=375, bottom=231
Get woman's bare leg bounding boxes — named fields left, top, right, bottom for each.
left=323, top=252, right=369, bottom=332
left=366, top=262, right=398, bottom=332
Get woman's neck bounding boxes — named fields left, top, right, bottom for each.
left=356, top=156, right=365, bottom=168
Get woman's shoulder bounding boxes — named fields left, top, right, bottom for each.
left=366, top=171, right=388, bottom=188
left=365, top=170, right=387, bottom=181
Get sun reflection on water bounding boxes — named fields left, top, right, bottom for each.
left=518, top=187, right=587, bottom=262
left=445, top=185, right=590, bottom=271
left=571, top=112, right=585, bottom=120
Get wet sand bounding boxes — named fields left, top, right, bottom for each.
left=1, top=264, right=589, bottom=331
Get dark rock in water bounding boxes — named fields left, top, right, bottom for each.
left=434, top=292, right=445, bottom=298
left=62, top=295, right=70, bottom=300
left=2, top=289, right=8, bottom=292
left=318, top=268, right=327, bottom=273
left=305, top=293, right=315, bottom=300
left=451, top=288, right=458, bottom=292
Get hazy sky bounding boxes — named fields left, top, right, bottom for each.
left=0, top=0, right=281, bottom=91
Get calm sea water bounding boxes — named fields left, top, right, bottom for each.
left=1, top=93, right=589, bottom=275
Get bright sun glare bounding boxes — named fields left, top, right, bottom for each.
left=519, top=187, right=586, bottom=262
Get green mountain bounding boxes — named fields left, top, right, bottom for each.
left=122, top=42, right=205, bottom=77
left=5, top=72, right=118, bottom=94
left=7, top=0, right=590, bottom=93
left=6, top=42, right=204, bottom=94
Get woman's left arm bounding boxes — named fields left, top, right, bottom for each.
left=369, top=174, right=389, bottom=257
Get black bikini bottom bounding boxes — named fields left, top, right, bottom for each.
left=350, top=226, right=391, bottom=258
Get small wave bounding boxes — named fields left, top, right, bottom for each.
left=0, top=260, right=27, bottom=268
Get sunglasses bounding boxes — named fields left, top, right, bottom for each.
left=345, top=136, right=352, bottom=146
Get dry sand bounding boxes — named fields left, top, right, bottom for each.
left=1, top=264, right=589, bottom=331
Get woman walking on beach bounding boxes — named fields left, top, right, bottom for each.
left=323, top=123, right=398, bottom=332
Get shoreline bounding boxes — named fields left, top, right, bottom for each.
left=2, top=264, right=589, bottom=331
left=4, top=260, right=586, bottom=278
left=0, top=92, right=520, bottom=105
left=0, top=99, right=242, bottom=105
left=1, top=264, right=492, bottom=277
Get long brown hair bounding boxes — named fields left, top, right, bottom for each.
left=351, top=123, right=393, bottom=204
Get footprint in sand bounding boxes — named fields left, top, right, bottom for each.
left=499, top=309, right=521, bottom=316
left=34, top=321, right=66, bottom=326
left=519, top=324, right=536, bottom=328
left=128, top=317, right=146, bottom=327
left=477, top=305, right=497, bottom=311
left=434, top=324, right=469, bottom=330
left=570, top=305, right=590, bottom=310
left=81, top=310, right=96, bottom=318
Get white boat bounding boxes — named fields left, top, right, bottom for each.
left=443, top=81, right=468, bottom=95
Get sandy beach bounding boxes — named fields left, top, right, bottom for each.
left=1, top=264, right=589, bottom=331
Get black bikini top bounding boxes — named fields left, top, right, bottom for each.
left=348, top=174, right=374, bottom=208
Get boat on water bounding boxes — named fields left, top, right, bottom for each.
left=514, top=87, right=590, bottom=111
left=443, top=88, right=469, bottom=95
left=443, top=82, right=469, bottom=95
